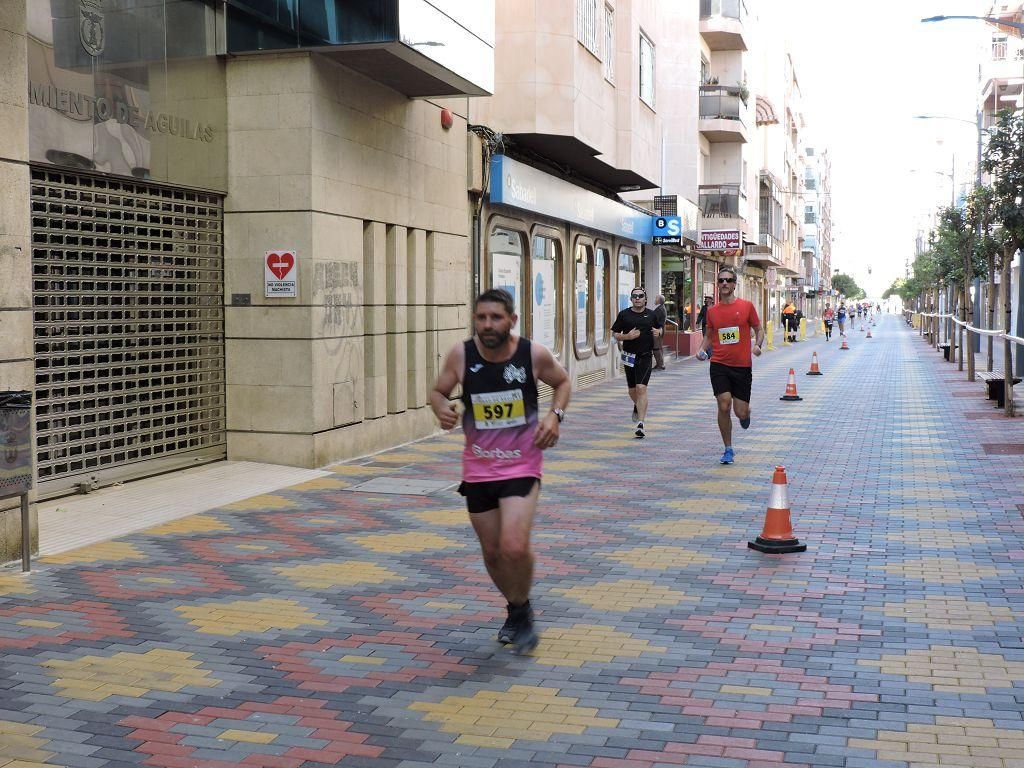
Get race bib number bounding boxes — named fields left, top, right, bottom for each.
left=621, top=352, right=636, bottom=368
left=718, top=326, right=740, bottom=345
left=470, top=389, right=526, bottom=430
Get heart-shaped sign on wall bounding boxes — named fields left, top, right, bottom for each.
left=266, top=251, right=295, bottom=280
left=265, top=250, right=298, bottom=297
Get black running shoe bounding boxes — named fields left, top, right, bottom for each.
left=497, top=605, right=516, bottom=644
left=511, top=605, right=539, bottom=655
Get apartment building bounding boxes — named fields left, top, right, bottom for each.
left=801, top=144, right=833, bottom=318
left=468, top=1, right=682, bottom=390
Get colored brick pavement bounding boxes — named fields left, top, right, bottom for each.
left=0, top=315, right=1022, bottom=767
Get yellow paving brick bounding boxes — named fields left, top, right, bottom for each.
left=275, top=561, right=402, bottom=589
left=454, top=735, right=514, bottom=749
left=220, top=494, right=298, bottom=511
left=218, top=730, right=276, bottom=744
left=41, top=541, right=145, bottom=565
left=552, top=580, right=696, bottom=611
left=44, top=649, right=219, bottom=700
left=720, top=685, right=773, bottom=696
left=176, top=597, right=328, bottom=636
left=144, top=515, right=230, bottom=536
left=352, top=531, right=466, bottom=553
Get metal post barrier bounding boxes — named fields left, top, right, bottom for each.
left=765, top=322, right=776, bottom=351
left=0, top=391, right=34, bottom=572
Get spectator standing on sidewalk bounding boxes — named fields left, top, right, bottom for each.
left=429, top=288, right=571, bottom=655
left=652, top=295, right=668, bottom=371
left=696, top=296, right=713, bottom=334
left=695, top=268, right=765, bottom=465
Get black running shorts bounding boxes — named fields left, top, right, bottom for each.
left=624, top=353, right=654, bottom=389
left=709, top=362, right=753, bottom=403
left=458, top=477, right=540, bottom=514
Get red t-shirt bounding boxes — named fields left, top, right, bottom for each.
left=706, top=299, right=760, bottom=368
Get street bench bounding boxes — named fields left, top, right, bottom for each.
left=976, top=370, right=1022, bottom=408
left=938, top=343, right=952, bottom=361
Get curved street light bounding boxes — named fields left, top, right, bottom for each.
left=921, top=15, right=1024, bottom=33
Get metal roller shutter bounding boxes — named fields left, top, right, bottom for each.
left=30, top=167, right=226, bottom=495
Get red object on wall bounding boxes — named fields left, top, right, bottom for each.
left=440, top=108, right=454, bottom=130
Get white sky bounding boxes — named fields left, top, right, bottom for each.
left=767, top=0, right=992, bottom=296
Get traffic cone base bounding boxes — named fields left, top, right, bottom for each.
left=749, top=466, right=807, bottom=554
left=839, top=337, right=850, bottom=350
left=780, top=368, right=803, bottom=401
left=866, top=328, right=873, bottom=339
left=806, top=351, right=823, bottom=375
left=749, top=536, right=807, bottom=554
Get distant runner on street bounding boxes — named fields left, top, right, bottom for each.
left=430, top=288, right=570, bottom=655
left=823, top=303, right=835, bottom=341
left=611, top=287, right=663, bottom=438
left=695, top=267, right=765, bottom=465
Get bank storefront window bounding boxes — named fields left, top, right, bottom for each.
left=617, top=250, right=639, bottom=311
left=574, top=242, right=592, bottom=352
left=531, top=233, right=560, bottom=353
left=489, top=226, right=525, bottom=326
left=595, top=246, right=609, bottom=349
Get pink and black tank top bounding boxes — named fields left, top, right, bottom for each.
left=460, top=337, right=542, bottom=483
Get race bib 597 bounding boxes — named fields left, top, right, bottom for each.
left=470, top=390, right=526, bottom=430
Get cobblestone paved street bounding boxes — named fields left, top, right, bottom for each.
left=1, top=314, right=1023, bottom=768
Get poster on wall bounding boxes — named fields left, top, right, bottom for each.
left=265, top=250, right=298, bottom=297
left=595, top=268, right=605, bottom=339
left=575, top=262, right=588, bottom=345
left=618, top=270, right=635, bottom=311
left=491, top=253, right=523, bottom=328
left=533, top=258, right=557, bottom=350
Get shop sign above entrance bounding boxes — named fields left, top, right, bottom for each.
left=651, top=216, right=682, bottom=245
left=698, top=229, right=741, bottom=251
left=490, top=155, right=651, bottom=241
left=265, top=251, right=298, bottom=298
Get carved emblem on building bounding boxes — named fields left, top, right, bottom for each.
left=80, top=0, right=105, bottom=57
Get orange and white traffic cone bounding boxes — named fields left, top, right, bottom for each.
left=840, top=336, right=850, bottom=350
left=779, top=368, right=803, bottom=401
left=806, top=351, right=823, bottom=375
left=860, top=323, right=865, bottom=332
left=866, top=326, right=873, bottom=339
left=749, top=466, right=807, bottom=553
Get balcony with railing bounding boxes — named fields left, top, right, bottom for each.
left=700, top=0, right=748, bottom=50
left=699, top=86, right=748, bottom=142
left=699, top=183, right=745, bottom=219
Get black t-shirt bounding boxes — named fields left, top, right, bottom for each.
left=612, top=307, right=662, bottom=356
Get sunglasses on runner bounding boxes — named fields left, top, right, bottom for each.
left=631, top=293, right=645, bottom=299
left=717, top=277, right=737, bottom=284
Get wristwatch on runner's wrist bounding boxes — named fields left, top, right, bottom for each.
left=551, top=408, right=565, bottom=423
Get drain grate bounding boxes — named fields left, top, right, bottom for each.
left=343, top=477, right=457, bottom=496
left=981, top=444, right=1024, bottom=456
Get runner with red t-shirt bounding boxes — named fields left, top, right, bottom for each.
left=695, top=267, right=765, bottom=465
left=823, top=304, right=835, bottom=341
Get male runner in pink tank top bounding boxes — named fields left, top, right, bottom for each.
left=430, top=289, right=571, bottom=654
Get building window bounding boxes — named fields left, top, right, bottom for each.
left=489, top=227, right=526, bottom=325
left=617, top=250, right=639, bottom=311
left=805, top=206, right=816, bottom=225
left=700, top=57, right=709, bottom=85
left=595, top=246, right=609, bottom=348
left=639, top=32, right=655, bottom=108
left=603, top=4, right=615, bottom=81
left=531, top=234, right=560, bottom=353
left=806, top=147, right=815, bottom=157
left=574, top=243, right=593, bottom=353
left=576, top=0, right=600, bottom=57
left=993, top=35, right=1008, bottom=60
left=805, top=173, right=817, bottom=191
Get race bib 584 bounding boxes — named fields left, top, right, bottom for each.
left=718, top=326, right=740, bottom=345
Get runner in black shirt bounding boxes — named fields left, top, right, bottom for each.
left=611, top=288, right=663, bottom=438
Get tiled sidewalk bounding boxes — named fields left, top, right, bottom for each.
left=1, top=315, right=1023, bottom=768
